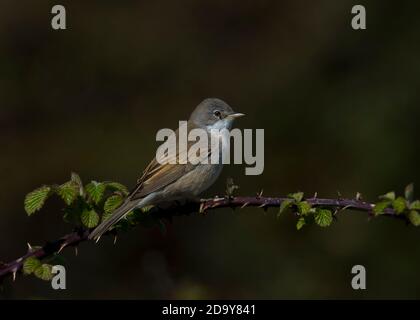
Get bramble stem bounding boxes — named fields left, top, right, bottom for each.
left=0, top=195, right=400, bottom=282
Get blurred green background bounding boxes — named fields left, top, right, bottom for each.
left=1, top=0, right=419, bottom=299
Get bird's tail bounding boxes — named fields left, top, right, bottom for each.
left=88, top=200, right=136, bottom=241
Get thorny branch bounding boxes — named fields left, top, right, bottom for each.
left=0, top=195, right=403, bottom=283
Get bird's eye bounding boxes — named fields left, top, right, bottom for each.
left=213, top=110, right=221, bottom=119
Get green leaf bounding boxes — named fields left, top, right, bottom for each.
left=296, top=217, right=306, bottom=230
left=85, top=181, right=106, bottom=204
left=405, top=183, right=414, bottom=202
left=297, top=201, right=311, bottom=215
left=105, top=182, right=129, bottom=196
left=24, top=186, right=52, bottom=216
left=34, top=264, right=53, bottom=281
left=409, top=200, right=420, bottom=210
left=278, top=199, right=293, bottom=217
left=288, top=192, right=304, bottom=203
left=392, top=197, right=406, bottom=215
left=56, top=181, right=79, bottom=205
left=373, top=201, right=391, bottom=215
left=63, top=205, right=82, bottom=224
left=81, top=209, right=100, bottom=228
left=408, top=210, right=420, bottom=227
left=141, top=205, right=153, bottom=213
left=101, top=211, right=113, bottom=223
left=71, top=172, right=84, bottom=196
left=379, top=191, right=395, bottom=201
left=104, top=195, right=123, bottom=215
left=102, top=195, right=123, bottom=222
left=23, top=257, right=41, bottom=275
left=314, top=209, right=333, bottom=227
left=125, top=210, right=135, bottom=219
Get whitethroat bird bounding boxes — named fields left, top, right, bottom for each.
left=89, top=98, right=244, bottom=240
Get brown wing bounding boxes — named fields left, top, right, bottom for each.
left=127, top=124, right=211, bottom=201
left=88, top=124, right=212, bottom=240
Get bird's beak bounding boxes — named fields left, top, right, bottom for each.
left=228, top=112, right=245, bottom=119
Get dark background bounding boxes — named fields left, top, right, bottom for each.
left=1, top=0, right=419, bottom=299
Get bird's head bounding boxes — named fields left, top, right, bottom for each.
left=189, top=98, right=244, bottom=130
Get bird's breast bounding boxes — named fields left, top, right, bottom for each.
left=209, top=129, right=230, bottom=164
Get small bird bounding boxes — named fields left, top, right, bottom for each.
left=89, top=98, right=244, bottom=240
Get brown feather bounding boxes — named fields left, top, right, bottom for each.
left=128, top=123, right=211, bottom=201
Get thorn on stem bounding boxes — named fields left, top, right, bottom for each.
left=313, top=192, right=318, bottom=199
left=113, top=235, right=118, bottom=245
left=241, top=202, right=250, bottom=209
left=74, top=246, right=78, bottom=256
left=341, top=205, right=352, bottom=212
left=57, top=243, right=66, bottom=254
left=199, top=202, right=206, bottom=214
left=356, top=192, right=362, bottom=201
left=27, top=243, right=32, bottom=252
left=12, top=271, right=16, bottom=282
left=256, top=189, right=263, bottom=199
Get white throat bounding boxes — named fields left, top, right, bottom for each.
left=206, top=120, right=232, bottom=164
